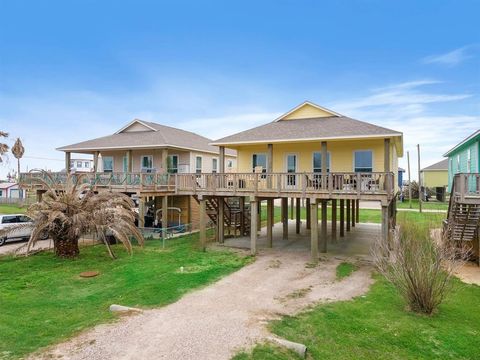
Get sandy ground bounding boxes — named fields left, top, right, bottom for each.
left=454, top=263, right=480, bottom=286
left=30, top=249, right=374, bottom=360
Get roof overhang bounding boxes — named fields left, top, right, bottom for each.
left=443, top=129, right=480, bottom=157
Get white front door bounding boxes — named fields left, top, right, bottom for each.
left=285, top=154, right=298, bottom=187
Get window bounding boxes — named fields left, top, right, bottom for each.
left=252, top=154, right=267, bottom=173
left=212, top=158, right=218, bottom=173
left=0, top=190, right=3, bottom=197
left=141, top=155, right=153, bottom=170
left=103, top=156, right=114, bottom=173
left=167, top=155, right=178, bottom=173
left=354, top=150, right=373, bottom=172
left=195, top=156, right=202, bottom=174
left=457, top=154, right=460, bottom=172
left=122, top=156, right=128, bottom=172
left=84, top=162, right=90, bottom=168
left=467, top=149, right=471, bottom=173
left=2, top=215, right=17, bottom=224
left=227, top=160, right=233, bottom=169
left=313, top=152, right=331, bottom=172
left=76, top=161, right=82, bottom=168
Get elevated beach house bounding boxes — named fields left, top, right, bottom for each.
left=420, top=159, right=449, bottom=201
left=22, top=102, right=403, bottom=261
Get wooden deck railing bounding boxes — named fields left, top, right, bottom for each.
left=20, top=171, right=395, bottom=198
left=452, top=173, right=480, bottom=202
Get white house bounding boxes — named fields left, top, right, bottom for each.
left=0, top=182, right=25, bottom=199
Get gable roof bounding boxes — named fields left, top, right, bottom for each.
left=443, top=129, right=480, bottom=157
left=421, top=159, right=449, bottom=171
left=0, top=182, right=18, bottom=190
left=274, top=101, right=341, bottom=121
left=57, top=119, right=236, bottom=156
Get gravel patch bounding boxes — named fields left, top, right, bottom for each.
left=30, top=250, right=374, bottom=360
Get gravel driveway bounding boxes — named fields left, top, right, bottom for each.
left=31, top=249, right=374, bottom=360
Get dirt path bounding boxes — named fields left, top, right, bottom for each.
left=31, top=250, right=374, bottom=360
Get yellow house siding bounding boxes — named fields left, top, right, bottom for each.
left=236, top=139, right=393, bottom=173
left=282, top=104, right=334, bottom=120
left=422, top=170, right=448, bottom=188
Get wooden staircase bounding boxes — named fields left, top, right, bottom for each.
left=194, top=196, right=251, bottom=236
left=444, top=174, right=480, bottom=263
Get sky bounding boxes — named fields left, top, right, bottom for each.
left=0, top=0, right=479, bottom=179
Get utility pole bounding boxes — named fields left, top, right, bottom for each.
left=417, top=144, right=422, bottom=213
left=407, top=151, right=412, bottom=209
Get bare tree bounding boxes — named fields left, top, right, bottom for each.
left=0, top=131, right=8, bottom=162
left=12, top=137, right=25, bottom=180
left=372, top=222, right=469, bottom=314
left=1, top=171, right=144, bottom=258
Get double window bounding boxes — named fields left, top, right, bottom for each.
left=312, top=152, right=330, bottom=172
left=354, top=150, right=373, bottom=172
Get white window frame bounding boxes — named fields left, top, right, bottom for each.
left=312, top=151, right=331, bottom=173
left=227, top=159, right=233, bottom=169
left=467, top=148, right=471, bottom=173
left=457, top=154, right=460, bottom=172
left=212, top=158, right=218, bottom=173
left=122, top=156, right=128, bottom=172
left=195, top=156, right=203, bottom=174
left=103, top=156, right=114, bottom=173
left=353, top=150, right=374, bottom=172
left=140, top=155, right=153, bottom=170
left=76, top=161, right=82, bottom=168
left=84, top=161, right=90, bottom=168
left=168, top=154, right=179, bottom=174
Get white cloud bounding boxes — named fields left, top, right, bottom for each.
left=422, top=46, right=472, bottom=66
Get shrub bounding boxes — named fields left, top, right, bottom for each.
left=372, top=221, right=468, bottom=314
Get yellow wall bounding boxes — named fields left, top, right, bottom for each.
left=282, top=104, right=334, bottom=120
left=421, top=170, right=448, bottom=188
left=235, top=139, right=393, bottom=173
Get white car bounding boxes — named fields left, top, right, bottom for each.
left=0, top=214, right=41, bottom=246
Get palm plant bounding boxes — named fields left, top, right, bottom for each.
left=6, top=172, right=144, bottom=258
left=12, top=137, right=25, bottom=180
left=0, top=131, right=8, bottom=162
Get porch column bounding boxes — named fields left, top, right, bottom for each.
left=162, top=196, right=168, bottom=237
left=346, top=199, right=351, bottom=232
left=219, top=146, right=225, bottom=173
left=93, top=151, right=99, bottom=173
left=356, top=199, right=360, bottom=223
left=381, top=204, right=389, bottom=243
left=65, top=152, right=71, bottom=174
left=250, top=198, right=258, bottom=255
left=199, top=196, right=207, bottom=251
left=320, top=200, right=327, bottom=253
left=340, top=199, right=345, bottom=237
left=295, top=197, right=301, bottom=234
left=218, top=197, right=224, bottom=243
left=267, top=143, right=273, bottom=189
left=257, top=200, right=262, bottom=231
left=306, top=198, right=311, bottom=229
left=267, top=198, right=274, bottom=247
left=351, top=199, right=356, bottom=228
left=162, top=148, right=169, bottom=174
left=384, top=138, right=391, bottom=172
left=331, top=199, right=337, bottom=241
left=282, top=197, right=288, bottom=239
left=138, top=197, right=145, bottom=228
left=321, top=141, right=327, bottom=189
left=239, top=197, right=245, bottom=235
left=310, top=199, right=319, bottom=263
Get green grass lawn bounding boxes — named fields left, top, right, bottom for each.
left=237, top=276, right=480, bottom=359
left=396, top=199, right=448, bottom=211
left=0, top=234, right=250, bottom=359
left=336, top=262, right=357, bottom=280
left=260, top=205, right=446, bottom=227
left=0, top=203, right=27, bottom=214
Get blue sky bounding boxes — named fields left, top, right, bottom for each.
left=1, top=0, right=479, bottom=178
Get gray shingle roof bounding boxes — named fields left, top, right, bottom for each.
left=421, top=158, right=449, bottom=171
left=57, top=120, right=236, bottom=156
left=211, top=116, right=402, bottom=145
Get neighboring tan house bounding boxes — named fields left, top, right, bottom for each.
left=54, top=119, right=237, bottom=227
left=420, top=159, right=449, bottom=201
left=444, top=129, right=480, bottom=191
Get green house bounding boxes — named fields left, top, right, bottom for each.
left=444, top=129, right=480, bottom=191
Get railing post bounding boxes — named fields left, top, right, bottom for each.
left=357, top=173, right=362, bottom=195
left=328, top=173, right=333, bottom=196
left=459, top=174, right=466, bottom=202
left=302, top=173, right=307, bottom=198
left=277, top=174, right=282, bottom=195
left=175, top=174, right=178, bottom=194
left=255, top=173, right=259, bottom=195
